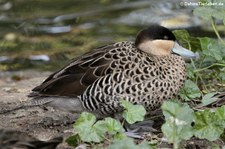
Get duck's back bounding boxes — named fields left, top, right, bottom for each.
left=30, top=41, right=135, bottom=97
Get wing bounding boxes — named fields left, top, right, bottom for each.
left=30, top=43, right=120, bottom=97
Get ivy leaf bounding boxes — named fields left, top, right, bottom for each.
left=201, top=92, right=218, bottom=106
left=161, top=101, right=194, bottom=145
left=179, top=79, right=201, bottom=101
left=74, top=112, right=107, bottom=143
left=194, top=109, right=224, bottom=141
left=121, top=100, right=146, bottom=124
left=108, top=137, right=153, bottom=149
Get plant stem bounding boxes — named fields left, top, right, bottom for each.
left=198, top=55, right=206, bottom=71
left=174, top=143, right=179, bottom=149
left=191, top=59, right=208, bottom=91
left=194, top=63, right=225, bottom=72
left=211, top=18, right=225, bottom=45
left=195, top=55, right=206, bottom=83
left=172, top=118, right=179, bottom=149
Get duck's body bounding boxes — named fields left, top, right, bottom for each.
left=29, top=25, right=198, bottom=117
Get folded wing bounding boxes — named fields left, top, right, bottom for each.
left=30, top=44, right=117, bottom=97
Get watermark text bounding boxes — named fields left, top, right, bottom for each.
left=180, top=1, right=224, bottom=7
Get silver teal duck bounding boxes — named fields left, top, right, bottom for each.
left=29, top=25, right=199, bottom=118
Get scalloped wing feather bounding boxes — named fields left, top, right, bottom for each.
left=30, top=44, right=116, bottom=97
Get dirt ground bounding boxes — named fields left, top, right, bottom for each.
left=0, top=70, right=79, bottom=149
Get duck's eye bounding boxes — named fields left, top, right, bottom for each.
left=163, top=35, right=168, bottom=40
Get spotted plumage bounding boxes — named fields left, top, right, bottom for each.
left=29, top=25, right=198, bottom=117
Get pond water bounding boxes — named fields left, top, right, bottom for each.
left=0, top=0, right=214, bottom=71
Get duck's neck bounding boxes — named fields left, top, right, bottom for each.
left=154, top=55, right=186, bottom=68
left=154, top=54, right=187, bottom=88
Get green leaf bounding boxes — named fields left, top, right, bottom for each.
left=199, top=37, right=223, bottom=61
left=179, top=79, right=201, bottom=101
left=113, top=132, right=126, bottom=140
left=173, top=30, right=190, bottom=41
left=193, top=7, right=225, bottom=21
left=173, top=30, right=201, bottom=52
left=218, top=72, right=225, bottom=82
left=193, top=7, right=213, bottom=20
left=108, top=137, right=153, bottom=149
left=173, top=30, right=190, bottom=49
left=161, top=101, right=194, bottom=145
left=121, top=100, right=146, bottom=124
left=212, top=143, right=221, bottom=149
left=138, top=141, right=154, bottom=149
left=162, top=101, right=194, bottom=122
left=66, top=134, right=80, bottom=147
left=211, top=9, right=225, bottom=20
left=194, top=109, right=224, bottom=141
left=74, top=112, right=107, bottom=143
left=104, top=117, right=124, bottom=134
left=73, top=112, right=125, bottom=143
left=201, top=92, right=218, bottom=106
left=189, top=37, right=202, bottom=51
left=215, top=105, right=225, bottom=127
left=187, top=64, right=195, bottom=79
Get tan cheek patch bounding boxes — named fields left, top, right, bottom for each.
left=151, top=40, right=174, bottom=55
left=138, top=40, right=175, bottom=56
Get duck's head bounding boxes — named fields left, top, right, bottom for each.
left=135, top=25, right=199, bottom=60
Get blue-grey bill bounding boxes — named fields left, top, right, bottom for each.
left=172, top=42, right=199, bottom=59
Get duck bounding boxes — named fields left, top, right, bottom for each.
left=0, top=129, right=62, bottom=149
left=28, top=25, right=199, bottom=118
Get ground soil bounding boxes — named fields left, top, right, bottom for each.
left=0, top=70, right=78, bottom=149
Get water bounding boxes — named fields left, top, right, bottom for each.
left=0, top=0, right=212, bottom=71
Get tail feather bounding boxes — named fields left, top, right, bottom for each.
left=0, top=95, right=84, bottom=114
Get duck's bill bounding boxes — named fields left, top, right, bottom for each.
left=172, top=42, right=199, bottom=60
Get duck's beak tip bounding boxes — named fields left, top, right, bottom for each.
left=172, top=42, right=200, bottom=60
left=192, top=52, right=200, bottom=59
